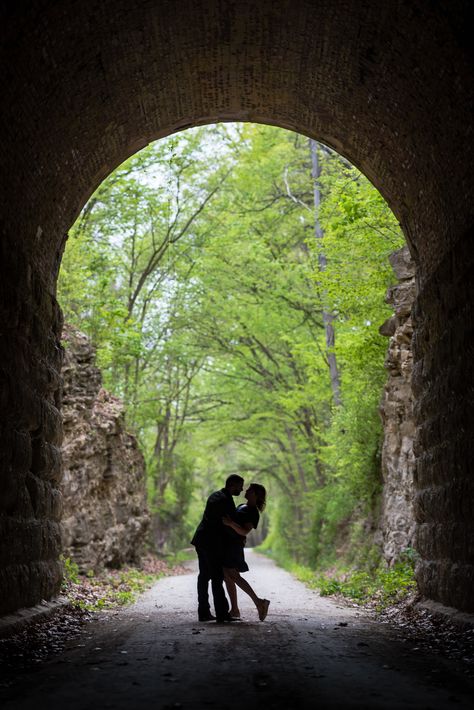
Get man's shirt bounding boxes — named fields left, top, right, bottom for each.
left=191, top=488, right=238, bottom=551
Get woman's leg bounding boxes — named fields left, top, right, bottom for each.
left=225, top=569, right=270, bottom=621
left=226, top=568, right=261, bottom=606
left=223, top=568, right=240, bottom=616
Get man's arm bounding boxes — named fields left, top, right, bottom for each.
left=222, top=515, right=253, bottom=536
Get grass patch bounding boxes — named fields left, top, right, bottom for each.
left=262, top=546, right=417, bottom=611
left=162, top=547, right=195, bottom=566
left=60, top=553, right=189, bottom=612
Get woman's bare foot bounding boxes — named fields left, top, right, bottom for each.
left=229, top=608, right=241, bottom=619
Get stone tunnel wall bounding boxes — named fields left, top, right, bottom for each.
left=0, top=239, right=64, bottom=616
left=379, top=246, right=416, bottom=565
left=378, top=235, right=474, bottom=614
left=60, top=325, right=150, bottom=573
left=412, top=228, right=474, bottom=612
left=0, top=0, right=473, bottom=617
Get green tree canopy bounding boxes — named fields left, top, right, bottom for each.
left=58, top=122, right=404, bottom=565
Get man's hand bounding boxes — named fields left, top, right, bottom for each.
left=222, top=515, right=232, bottom=526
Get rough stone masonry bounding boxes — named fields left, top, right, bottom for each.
left=60, top=325, right=149, bottom=573
left=379, top=246, right=416, bottom=565
left=0, top=0, right=472, bottom=616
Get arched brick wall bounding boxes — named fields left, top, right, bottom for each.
left=0, top=0, right=472, bottom=614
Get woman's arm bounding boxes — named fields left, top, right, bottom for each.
left=222, top=515, right=253, bottom=537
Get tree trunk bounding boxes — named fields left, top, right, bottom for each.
left=309, top=138, right=342, bottom=406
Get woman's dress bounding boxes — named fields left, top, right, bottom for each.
left=223, top=503, right=259, bottom=572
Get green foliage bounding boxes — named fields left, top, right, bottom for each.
left=58, top=122, right=405, bottom=571
left=164, top=548, right=196, bottom=566
left=67, top=567, right=165, bottom=612
left=314, top=557, right=417, bottom=609
left=265, top=547, right=417, bottom=610
left=61, top=556, right=80, bottom=586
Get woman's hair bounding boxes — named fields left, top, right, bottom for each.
left=249, top=483, right=267, bottom=512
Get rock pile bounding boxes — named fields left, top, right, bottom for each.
left=60, top=325, right=149, bottom=572
left=379, top=246, right=416, bottom=564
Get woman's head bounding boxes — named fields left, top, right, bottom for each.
left=246, top=483, right=267, bottom=511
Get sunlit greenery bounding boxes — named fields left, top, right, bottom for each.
left=61, top=556, right=167, bottom=611
left=267, top=549, right=417, bottom=610
left=58, top=123, right=404, bottom=574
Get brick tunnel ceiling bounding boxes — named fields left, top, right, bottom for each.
left=1, top=0, right=472, bottom=283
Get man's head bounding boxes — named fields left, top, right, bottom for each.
left=225, top=474, right=244, bottom=496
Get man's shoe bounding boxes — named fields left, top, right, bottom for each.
left=215, top=615, right=235, bottom=623
left=198, top=613, right=216, bottom=621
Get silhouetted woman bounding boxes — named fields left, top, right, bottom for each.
left=222, top=483, right=270, bottom=621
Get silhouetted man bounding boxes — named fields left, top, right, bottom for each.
left=191, top=474, right=244, bottom=622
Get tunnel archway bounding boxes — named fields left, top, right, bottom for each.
left=0, top=0, right=472, bottom=615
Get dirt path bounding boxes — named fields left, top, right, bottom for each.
left=1, top=551, right=473, bottom=709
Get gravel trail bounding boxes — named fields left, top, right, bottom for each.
left=1, top=551, right=473, bottom=709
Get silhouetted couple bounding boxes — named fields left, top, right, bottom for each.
left=191, top=474, right=270, bottom=623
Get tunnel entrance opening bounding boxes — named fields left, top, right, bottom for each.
left=0, top=0, right=473, bottom=618
left=57, top=122, right=412, bottom=603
